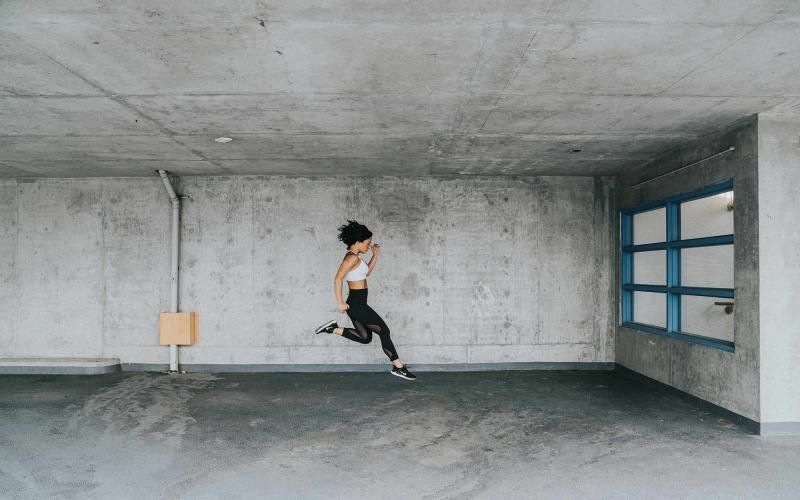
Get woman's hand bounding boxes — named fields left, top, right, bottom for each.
left=371, top=242, right=381, bottom=257
left=337, top=301, right=350, bottom=312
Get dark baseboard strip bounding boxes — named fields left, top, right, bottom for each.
left=0, top=364, right=121, bottom=375
left=415, top=362, right=615, bottom=372
left=614, top=364, right=761, bottom=435
left=122, top=361, right=615, bottom=373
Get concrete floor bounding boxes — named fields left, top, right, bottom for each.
left=1, top=371, right=798, bottom=499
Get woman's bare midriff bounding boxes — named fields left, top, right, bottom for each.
left=347, top=279, right=368, bottom=290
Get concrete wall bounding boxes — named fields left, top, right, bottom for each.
left=0, top=180, right=17, bottom=356
left=757, top=115, right=800, bottom=431
left=0, top=175, right=614, bottom=367
left=616, top=117, right=761, bottom=421
left=0, top=178, right=172, bottom=360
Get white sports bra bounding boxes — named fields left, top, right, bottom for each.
left=344, top=252, right=369, bottom=281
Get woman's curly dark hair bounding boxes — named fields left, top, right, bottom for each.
left=337, top=220, right=372, bottom=247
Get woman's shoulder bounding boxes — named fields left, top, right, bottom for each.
left=342, top=252, right=360, bottom=263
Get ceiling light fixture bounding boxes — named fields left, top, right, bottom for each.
left=214, top=137, right=233, bottom=143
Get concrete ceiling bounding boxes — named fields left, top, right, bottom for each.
left=1, top=0, right=799, bottom=178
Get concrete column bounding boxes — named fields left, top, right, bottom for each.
left=757, top=114, right=800, bottom=435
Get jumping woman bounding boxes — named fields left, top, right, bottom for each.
left=314, top=220, right=416, bottom=380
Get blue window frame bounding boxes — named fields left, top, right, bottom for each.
left=621, top=179, right=735, bottom=352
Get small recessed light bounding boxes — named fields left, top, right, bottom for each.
left=215, top=137, right=233, bottom=143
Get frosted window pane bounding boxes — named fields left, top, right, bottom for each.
left=633, top=292, right=666, bottom=328
left=681, top=295, right=734, bottom=342
left=633, top=251, right=666, bottom=285
left=681, top=245, right=734, bottom=289
left=681, top=191, right=734, bottom=239
left=633, top=208, right=666, bottom=245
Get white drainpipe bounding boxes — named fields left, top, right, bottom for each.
left=157, top=170, right=181, bottom=373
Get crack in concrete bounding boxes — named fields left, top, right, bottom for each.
left=477, top=32, right=540, bottom=133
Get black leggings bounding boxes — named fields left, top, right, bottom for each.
left=342, top=289, right=399, bottom=362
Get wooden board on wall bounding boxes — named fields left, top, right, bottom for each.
left=159, top=312, right=198, bottom=345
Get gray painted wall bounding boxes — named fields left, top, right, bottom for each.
left=757, top=115, right=800, bottom=427
left=0, top=175, right=614, bottom=367
left=615, top=117, right=761, bottom=421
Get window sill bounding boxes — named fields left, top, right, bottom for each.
left=620, top=322, right=735, bottom=352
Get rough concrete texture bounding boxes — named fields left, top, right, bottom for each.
left=0, top=180, right=17, bottom=356
left=756, top=114, right=800, bottom=428
left=0, top=176, right=614, bottom=367
left=616, top=117, right=760, bottom=421
left=0, top=178, right=172, bottom=361
left=1, top=1, right=800, bottom=177
left=1, top=371, right=799, bottom=499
